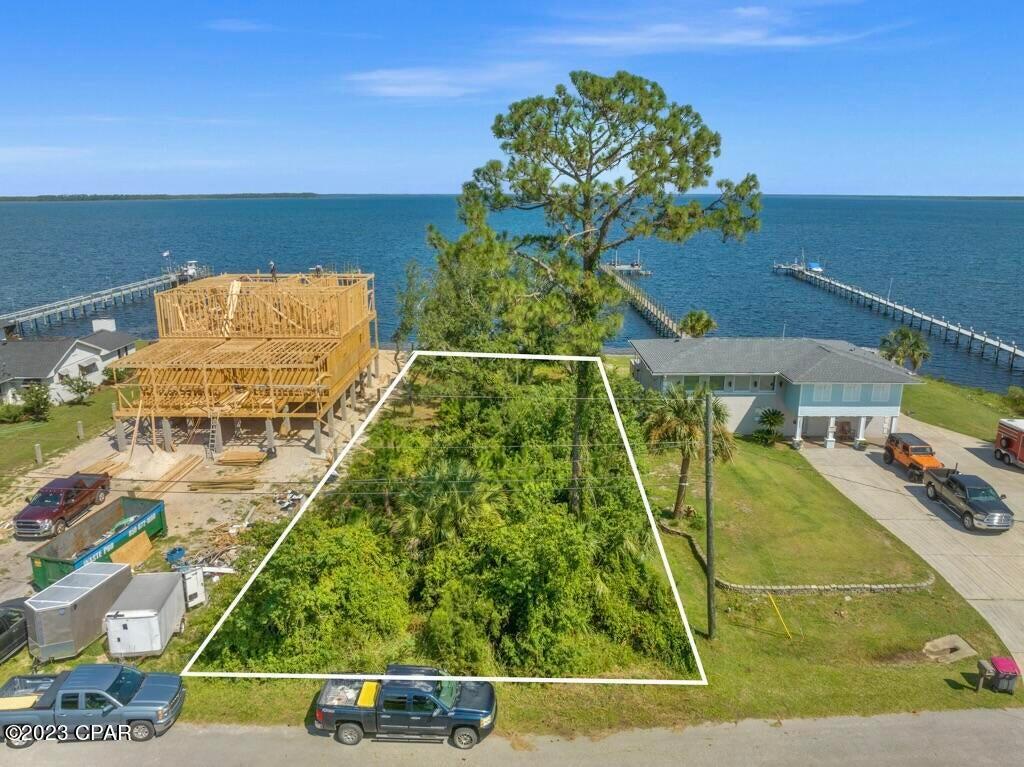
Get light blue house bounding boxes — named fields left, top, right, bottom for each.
left=630, top=337, right=919, bottom=448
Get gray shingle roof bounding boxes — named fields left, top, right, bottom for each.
left=630, top=337, right=918, bottom=385
left=81, top=329, right=137, bottom=353
left=0, top=338, right=76, bottom=381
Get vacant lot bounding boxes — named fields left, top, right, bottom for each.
left=188, top=355, right=696, bottom=682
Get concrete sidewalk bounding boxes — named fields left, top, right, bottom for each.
left=803, top=415, right=1024, bottom=669
left=8, top=709, right=1024, bottom=766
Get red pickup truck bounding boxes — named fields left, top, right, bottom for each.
left=13, top=474, right=111, bottom=538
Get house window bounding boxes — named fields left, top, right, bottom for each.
left=682, top=375, right=701, bottom=391
left=708, top=375, right=726, bottom=392
left=813, top=384, right=832, bottom=402
left=842, top=384, right=862, bottom=402
left=871, top=383, right=891, bottom=402
left=733, top=375, right=750, bottom=392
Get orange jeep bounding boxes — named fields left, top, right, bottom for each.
left=884, top=433, right=943, bottom=482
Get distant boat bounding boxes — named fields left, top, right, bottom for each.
left=606, top=250, right=652, bottom=276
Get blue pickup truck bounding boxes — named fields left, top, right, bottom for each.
left=314, top=665, right=496, bottom=750
left=0, top=664, right=185, bottom=749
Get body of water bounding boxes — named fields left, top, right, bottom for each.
left=1, top=195, right=1021, bottom=392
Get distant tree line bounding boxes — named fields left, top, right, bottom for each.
left=0, top=193, right=321, bottom=202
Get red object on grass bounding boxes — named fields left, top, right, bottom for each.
left=991, top=656, right=1020, bottom=675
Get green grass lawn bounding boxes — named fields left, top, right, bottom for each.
left=645, top=438, right=931, bottom=585
left=0, top=388, right=116, bottom=496
left=901, top=376, right=1010, bottom=442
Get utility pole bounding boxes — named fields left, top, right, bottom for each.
left=886, top=276, right=894, bottom=303
left=705, top=390, right=716, bottom=639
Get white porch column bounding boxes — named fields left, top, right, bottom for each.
left=889, top=414, right=899, bottom=433
left=792, top=415, right=804, bottom=448
left=825, top=416, right=837, bottom=448
left=856, top=416, right=867, bottom=443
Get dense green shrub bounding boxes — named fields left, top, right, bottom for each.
left=0, top=403, right=23, bottom=423
left=421, top=582, right=499, bottom=675
left=1007, top=386, right=1024, bottom=416
left=208, top=519, right=409, bottom=672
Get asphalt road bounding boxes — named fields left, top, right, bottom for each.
left=803, top=415, right=1024, bottom=669
left=6, top=709, right=1024, bottom=766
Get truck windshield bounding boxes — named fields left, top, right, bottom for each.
left=909, top=446, right=933, bottom=455
left=967, top=486, right=1000, bottom=501
left=437, top=680, right=458, bottom=709
left=29, top=491, right=63, bottom=507
left=106, top=667, right=144, bottom=705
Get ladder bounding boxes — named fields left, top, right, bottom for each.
left=206, top=415, right=218, bottom=457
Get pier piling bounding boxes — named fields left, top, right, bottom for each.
left=772, top=263, right=1022, bottom=375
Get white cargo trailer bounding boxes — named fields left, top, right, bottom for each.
left=104, top=572, right=186, bottom=658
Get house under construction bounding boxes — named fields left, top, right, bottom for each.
left=109, top=272, right=378, bottom=452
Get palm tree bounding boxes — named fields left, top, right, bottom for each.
left=678, top=309, right=717, bottom=338
left=879, top=327, right=931, bottom=372
left=398, top=458, right=500, bottom=554
left=645, top=385, right=735, bottom=519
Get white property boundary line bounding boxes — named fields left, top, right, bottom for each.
left=182, top=350, right=708, bottom=687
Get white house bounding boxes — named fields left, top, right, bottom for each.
left=630, top=337, right=919, bottom=448
left=0, top=322, right=137, bottom=405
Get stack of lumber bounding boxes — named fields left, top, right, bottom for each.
left=81, top=454, right=128, bottom=477
left=216, top=450, right=267, bottom=467
left=188, top=468, right=260, bottom=492
left=146, top=455, right=203, bottom=499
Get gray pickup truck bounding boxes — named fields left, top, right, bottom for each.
left=0, top=664, right=185, bottom=749
left=314, top=665, right=496, bottom=750
left=924, top=468, right=1014, bottom=532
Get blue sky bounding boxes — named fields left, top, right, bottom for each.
left=1, top=1, right=1021, bottom=196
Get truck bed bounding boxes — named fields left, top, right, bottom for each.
left=0, top=672, right=67, bottom=711
left=318, top=679, right=378, bottom=709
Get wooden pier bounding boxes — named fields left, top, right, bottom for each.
left=600, top=264, right=683, bottom=338
left=774, top=263, right=1023, bottom=373
left=1, top=268, right=211, bottom=338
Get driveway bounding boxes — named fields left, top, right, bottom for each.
left=7, top=710, right=1024, bottom=767
left=803, top=415, right=1024, bottom=669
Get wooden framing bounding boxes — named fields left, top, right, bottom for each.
left=110, top=273, right=378, bottom=421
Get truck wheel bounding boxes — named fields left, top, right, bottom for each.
left=883, top=448, right=894, bottom=464
left=995, top=449, right=1003, bottom=461
left=452, top=727, right=479, bottom=750
left=53, top=519, right=67, bottom=536
left=1004, top=453, right=1015, bottom=467
left=95, top=489, right=108, bottom=503
left=3, top=729, right=34, bottom=749
left=926, top=483, right=937, bottom=500
left=335, top=723, right=363, bottom=746
left=129, top=720, right=156, bottom=742
left=961, top=513, right=975, bottom=532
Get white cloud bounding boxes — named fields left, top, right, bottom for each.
left=532, top=6, right=886, bottom=53
left=346, top=62, right=546, bottom=100
left=204, top=18, right=273, bottom=33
